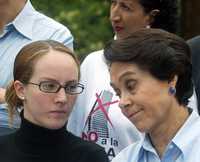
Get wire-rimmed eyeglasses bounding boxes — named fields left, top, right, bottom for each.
left=28, top=81, right=84, bottom=95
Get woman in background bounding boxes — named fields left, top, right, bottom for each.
left=67, top=1, right=189, bottom=160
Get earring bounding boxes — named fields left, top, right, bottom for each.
left=169, top=87, right=176, bottom=95
left=146, top=25, right=151, bottom=29
left=19, top=96, right=25, bottom=100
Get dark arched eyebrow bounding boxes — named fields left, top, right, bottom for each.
left=118, top=71, right=136, bottom=82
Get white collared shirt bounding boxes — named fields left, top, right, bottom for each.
left=112, top=110, right=200, bottom=162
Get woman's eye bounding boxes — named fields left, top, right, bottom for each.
left=43, top=83, right=57, bottom=90
left=68, top=85, right=77, bottom=91
left=121, top=3, right=131, bottom=11
left=126, top=81, right=136, bottom=92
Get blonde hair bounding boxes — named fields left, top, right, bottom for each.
left=5, top=40, right=79, bottom=124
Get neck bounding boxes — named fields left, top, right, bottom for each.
left=16, top=112, right=67, bottom=155
left=0, top=0, right=26, bottom=32
left=149, top=102, right=189, bottom=158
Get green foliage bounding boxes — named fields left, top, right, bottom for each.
left=31, top=0, right=113, bottom=60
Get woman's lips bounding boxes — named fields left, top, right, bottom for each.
left=49, top=110, right=67, bottom=117
left=113, top=26, right=124, bottom=32
left=128, top=109, right=142, bottom=119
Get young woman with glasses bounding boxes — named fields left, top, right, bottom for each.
left=0, top=40, right=109, bottom=162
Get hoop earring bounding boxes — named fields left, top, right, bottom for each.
left=169, top=87, right=176, bottom=95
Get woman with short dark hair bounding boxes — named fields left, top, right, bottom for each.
left=104, top=28, right=199, bottom=162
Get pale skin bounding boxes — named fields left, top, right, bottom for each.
left=0, top=0, right=26, bottom=103
left=110, top=62, right=189, bottom=158
left=14, top=50, right=79, bottom=129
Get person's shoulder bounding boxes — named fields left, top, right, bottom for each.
left=0, top=133, right=15, bottom=153
left=31, top=10, right=73, bottom=47
left=32, top=10, right=71, bottom=35
left=66, top=132, right=109, bottom=161
left=187, top=35, right=200, bottom=46
left=187, top=35, right=200, bottom=61
left=83, top=49, right=104, bottom=61
left=81, top=49, right=106, bottom=67
left=0, top=134, right=13, bottom=144
left=80, top=49, right=108, bottom=74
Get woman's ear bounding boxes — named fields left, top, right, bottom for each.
left=169, top=75, right=178, bottom=88
left=168, top=75, right=178, bottom=96
left=14, top=80, right=25, bottom=100
left=148, top=9, right=160, bottom=25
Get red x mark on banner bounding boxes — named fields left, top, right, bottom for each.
left=85, top=92, right=119, bottom=128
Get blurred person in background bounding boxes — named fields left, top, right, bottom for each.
left=188, top=35, right=200, bottom=114
left=0, top=0, right=73, bottom=135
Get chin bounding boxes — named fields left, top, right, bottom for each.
left=134, top=123, right=148, bottom=133
left=45, top=120, right=66, bottom=130
left=115, top=34, right=122, bottom=40
left=137, top=127, right=146, bottom=133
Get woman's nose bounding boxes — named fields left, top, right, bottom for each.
left=55, top=88, right=68, bottom=103
left=110, top=5, right=121, bottom=22
left=118, top=93, right=131, bottom=110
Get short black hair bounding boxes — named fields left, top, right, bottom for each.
left=104, top=28, right=193, bottom=106
left=140, top=0, right=178, bottom=33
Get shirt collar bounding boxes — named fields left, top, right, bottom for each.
left=139, top=110, right=200, bottom=159
left=141, top=134, right=157, bottom=155
left=11, top=0, right=35, bottom=39
left=172, top=110, right=200, bottom=159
